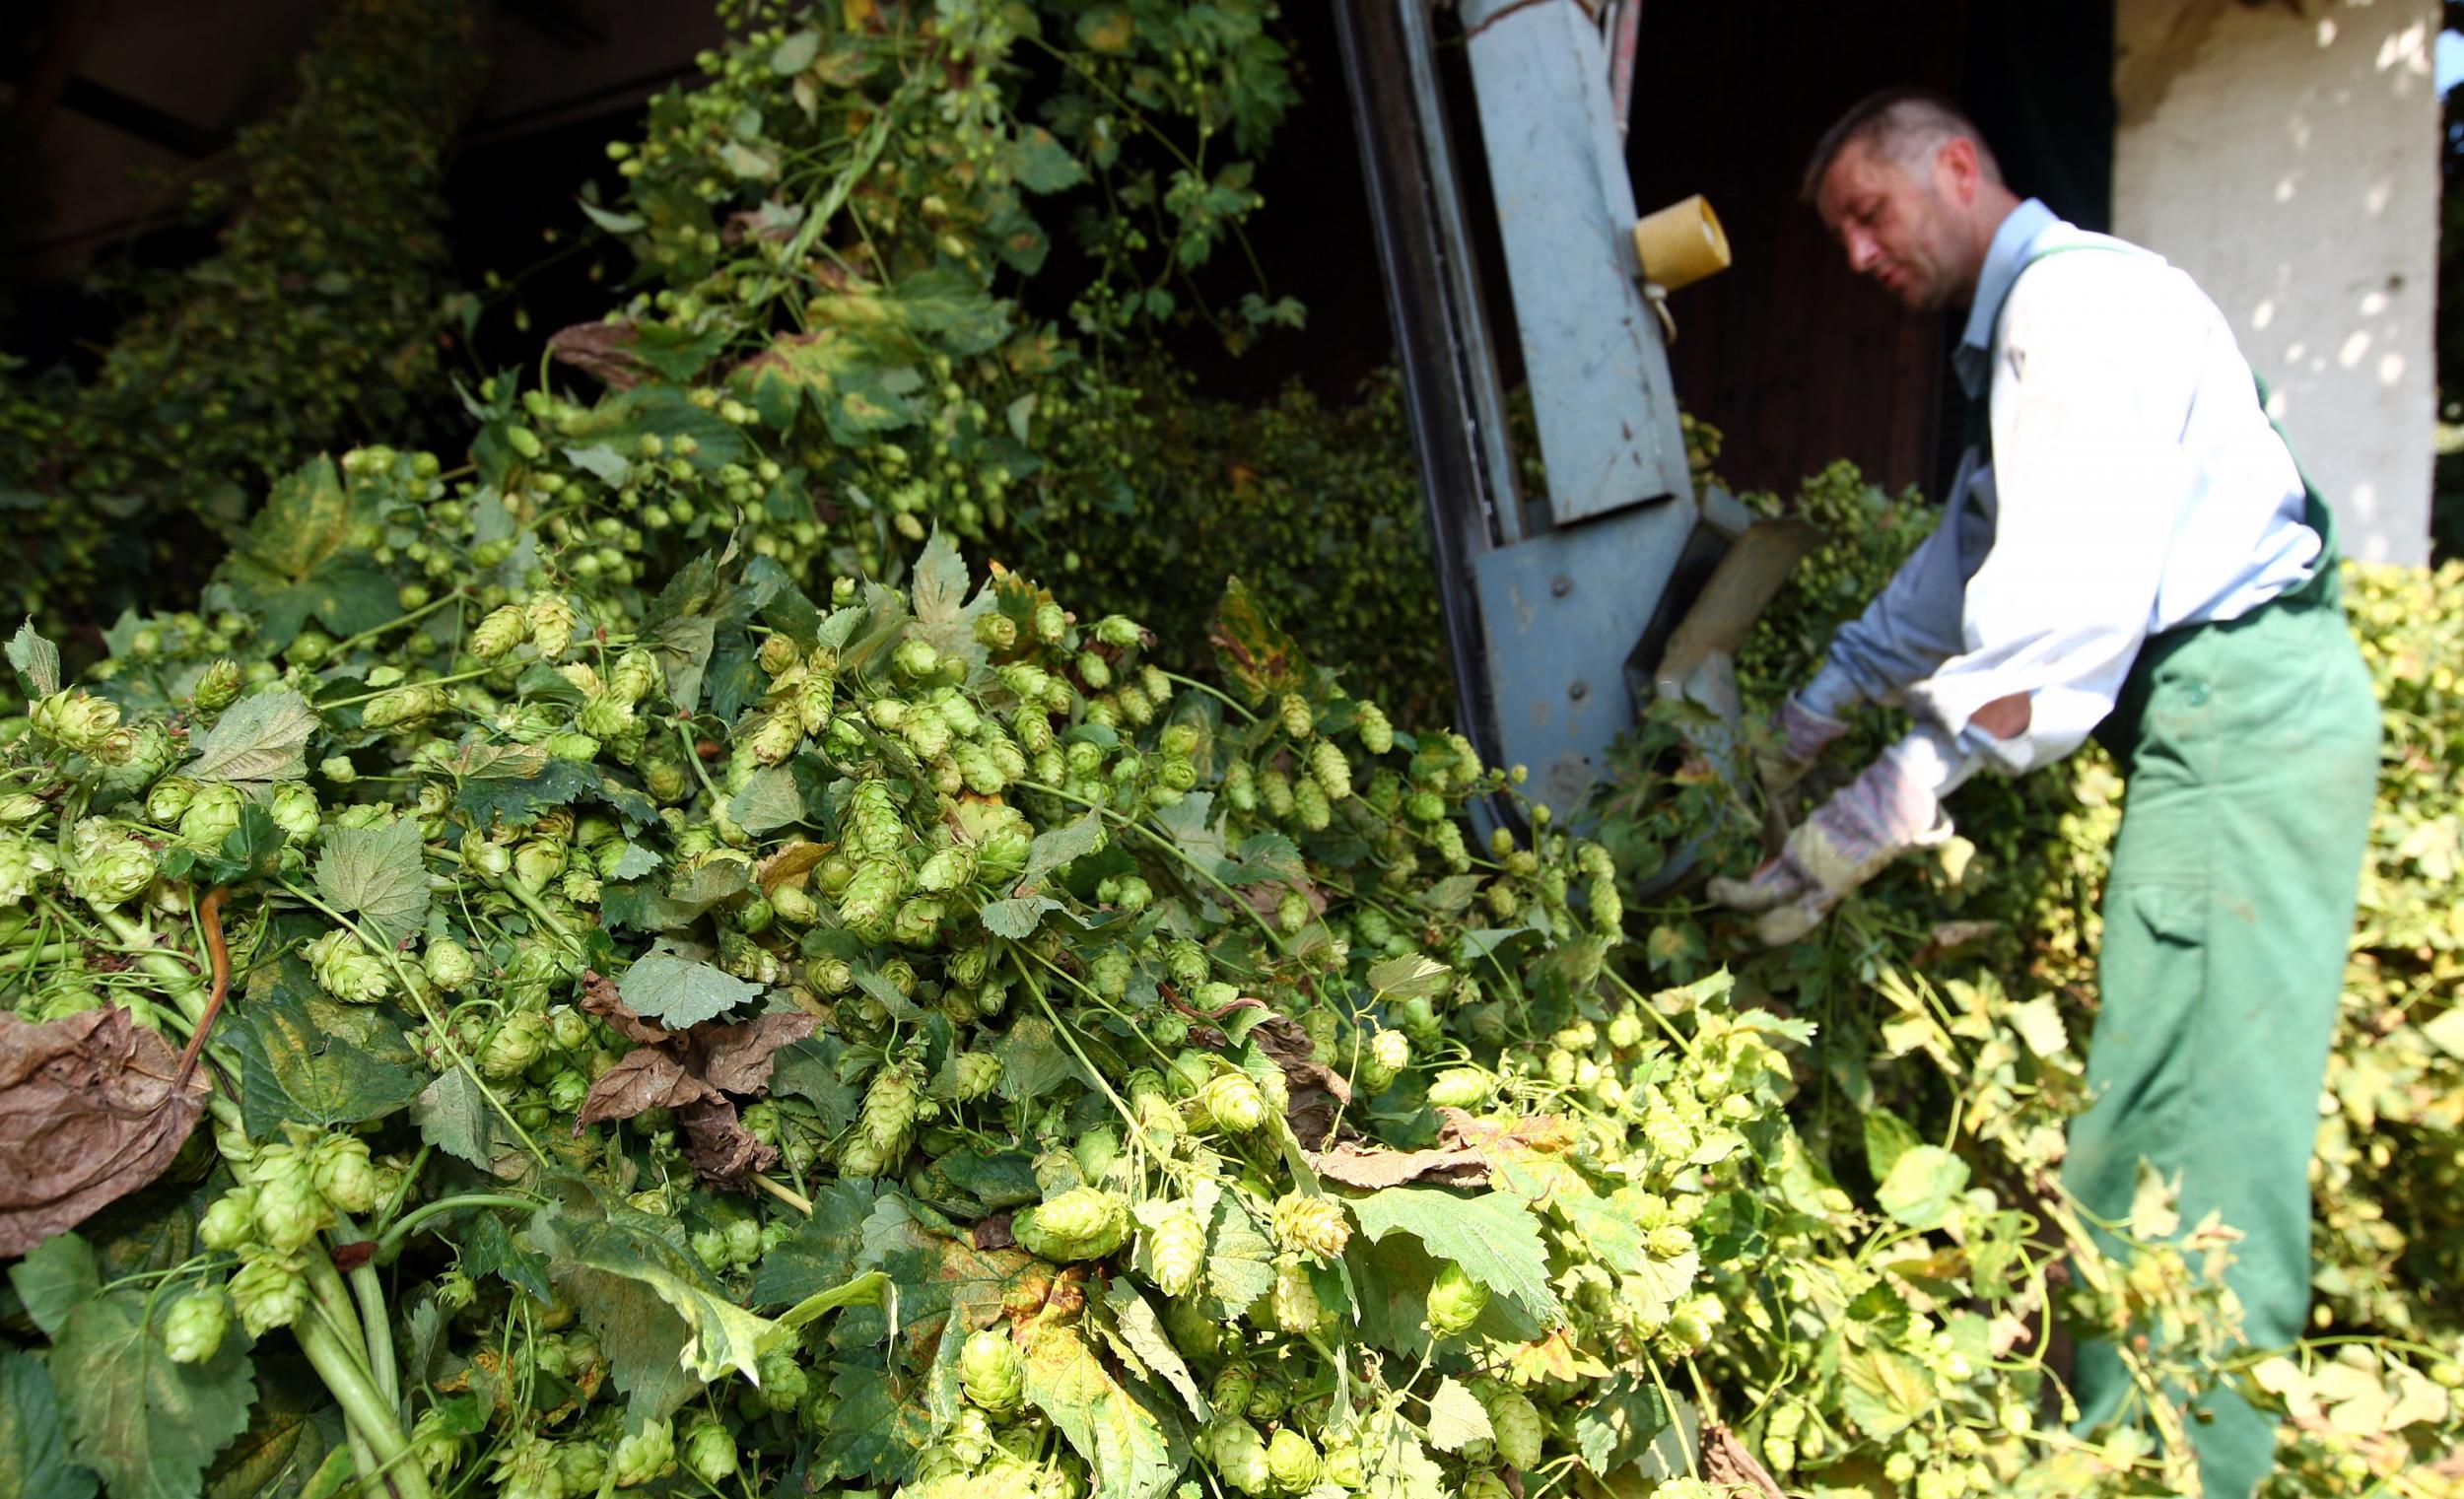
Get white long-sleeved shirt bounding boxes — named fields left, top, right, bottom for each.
left=1806, top=199, right=2324, bottom=795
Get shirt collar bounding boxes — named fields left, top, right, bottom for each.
left=1954, top=197, right=2061, bottom=398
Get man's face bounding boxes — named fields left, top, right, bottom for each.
left=1815, top=139, right=1975, bottom=312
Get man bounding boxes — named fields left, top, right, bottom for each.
left=1710, top=90, right=2380, bottom=1495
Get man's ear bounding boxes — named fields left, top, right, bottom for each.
left=1936, top=136, right=1980, bottom=205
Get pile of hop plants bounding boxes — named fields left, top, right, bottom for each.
left=4, top=0, right=2462, bottom=1495
left=0, top=422, right=1849, bottom=1499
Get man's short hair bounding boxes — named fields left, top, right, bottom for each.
left=1800, top=88, right=2005, bottom=203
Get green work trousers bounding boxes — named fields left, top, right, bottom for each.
left=2062, top=567, right=2379, bottom=1496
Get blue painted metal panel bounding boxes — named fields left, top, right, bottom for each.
left=1460, top=0, right=1693, bottom=529
left=1470, top=498, right=1697, bottom=819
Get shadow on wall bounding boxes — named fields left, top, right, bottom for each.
left=2116, top=0, right=2440, bottom=566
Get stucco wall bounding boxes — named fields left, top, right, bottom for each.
left=2112, top=0, right=2439, bottom=565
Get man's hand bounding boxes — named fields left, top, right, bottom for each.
left=1709, top=750, right=1951, bottom=944
left=1755, top=691, right=1852, bottom=796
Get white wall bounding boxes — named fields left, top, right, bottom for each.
left=2112, top=0, right=2440, bottom=566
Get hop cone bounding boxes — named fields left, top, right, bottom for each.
left=162, top=1286, right=232, bottom=1364
left=1146, top=1205, right=1208, bottom=1298
left=1428, top=1068, right=1495, bottom=1110
left=1426, top=1261, right=1490, bottom=1337
left=859, top=1060, right=924, bottom=1162
left=250, top=1148, right=329, bottom=1253
left=1207, top=1419, right=1271, bottom=1496
left=229, top=1249, right=308, bottom=1335
left=1200, top=1073, right=1269, bottom=1134
left=31, top=690, right=121, bottom=753
left=683, top=1416, right=736, bottom=1484
left=1484, top=1388, right=1545, bottom=1470
left=1292, top=780, right=1331, bottom=832
left=960, top=1329, right=1026, bottom=1413
left=198, top=1187, right=259, bottom=1252
left=1309, top=738, right=1352, bottom=801
left=472, top=605, right=528, bottom=659
left=1266, top=1429, right=1322, bottom=1495
left=309, top=1132, right=377, bottom=1214
left=953, top=1052, right=1002, bottom=1102
left=1016, top=1187, right=1129, bottom=1261
left=1276, top=693, right=1313, bottom=739
left=525, top=591, right=578, bottom=661
left=307, top=929, right=389, bottom=1004
left=1270, top=1254, right=1325, bottom=1333
left=1355, top=701, right=1394, bottom=754
left=1269, top=1192, right=1350, bottom=1261
left=610, top=1417, right=674, bottom=1487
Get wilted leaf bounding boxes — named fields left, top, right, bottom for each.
left=8, top=622, right=62, bottom=699
left=0, top=1010, right=212, bottom=1258
left=576, top=1050, right=720, bottom=1127
left=1423, top=1377, right=1493, bottom=1453
left=578, top=969, right=673, bottom=1045
left=1101, top=1279, right=1209, bottom=1423
left=225, top=969, right=425, bottom=1137
left=697, top=1013, right=819, bottom=1094
left=311, top=819, right=430, bottom=946
left=1308, top=1108, right=1567, bottom=1191
left=183, top=689, right=316, bottom=786
left=676, top=1095, right=777, bottom=1188
left=1021, top=1319, right=1188, bottom=1499
left=1209, top=576, right=1303, bottom=704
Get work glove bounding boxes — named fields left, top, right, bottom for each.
left=1756, top=691, right=1851, bottom=795
left=1709, top=748, right=1951, bottom=945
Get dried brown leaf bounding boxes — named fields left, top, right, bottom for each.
left=972, top=1211, right=1017, bottom=1252
left=580, top=968, right=674, bottom=1046
left=574, top=1048, right=719, bottom=1128
left=754, top=838, right=830, bottom=895
left=0, top=1007, right=212, bottom=1256
left=1307, top=1107, right=1571, bottom=1190
left=1703, top=1425, right=1786, bottom=1498
left=1245, top=1010, right=1352, bottom=1151
left=546, top=320, right=647, bottom=390
left=678, top=1095, right=776, bottom=1187
left=1238, top=877, right=1324, bottom=924
left=696, top=1013, right=817, bottom=1095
